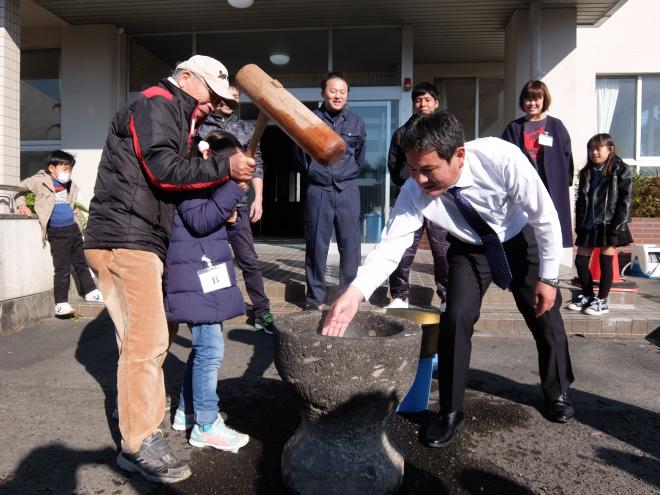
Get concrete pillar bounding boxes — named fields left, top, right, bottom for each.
left=0, top=0, right=20, bottom=186
left=504, top=7, right=578, bottom=266
left=400, top=25, right=413, bottom=125
left=504, top=8, right=577, bottom=129
left=60, top=24, right=126, bottom=205
left=504, top=10, right=530, bottom=123
left=529, top=0, right=542, bottom=80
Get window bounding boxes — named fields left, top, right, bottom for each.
left=597, top=75, right=660, bottom=171
left=197, top=30, right=328, bottom=88
left=20, top=49, right=61, bottom=178
left=641, top=76, right=660, bottom=158
left=129, top=28, right=400, bottom=92
left=333, top=28, right=401, bottom=87
left=435, top=77, right=504, bottom=140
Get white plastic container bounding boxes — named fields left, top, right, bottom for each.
left=630, top=244, right=660, bottom=278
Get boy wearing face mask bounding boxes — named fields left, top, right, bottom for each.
left=15, top=150, right=102, bottom=316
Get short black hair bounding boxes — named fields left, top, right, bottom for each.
left=205, top=130, right=242, bottom=153
left=321, top=71, right=350, bottom=92
left=47, top=150, right=76, bottom=167
left=401, top=110, right=465, bottom=161
left=411, top=82, right=439, bottom=102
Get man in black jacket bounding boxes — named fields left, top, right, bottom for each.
left=85, top=55, right=255, bottom=484
left=386, top=82, right=449, bottom=308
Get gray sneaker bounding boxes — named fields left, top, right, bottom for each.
left=116, top=430, right=191, bottom=483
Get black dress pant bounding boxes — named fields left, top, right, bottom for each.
left=227, top=204, right=270, bottom=318
left=438, top=225, right=574, bottom=413
left=47, top=224, right=96, bottom=303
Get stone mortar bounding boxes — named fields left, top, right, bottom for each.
left=274, top=310, right=422, bottom=495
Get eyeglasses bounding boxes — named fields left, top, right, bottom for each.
left=192, top=73, right=221, bottom=105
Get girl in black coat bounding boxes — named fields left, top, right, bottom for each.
left=568, top=133, right=633, bottom=316
left=165, top=131, right=251, bottom=452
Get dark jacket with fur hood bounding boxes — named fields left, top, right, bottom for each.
left=575, top=155, right=633, bottom=233
left=163, top=180, right=246, bottom=325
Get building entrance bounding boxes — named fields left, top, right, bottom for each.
left=252, top=126, right=306, bottom=239
left=252, top=98, right=400, bottom=242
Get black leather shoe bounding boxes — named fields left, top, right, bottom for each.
left=547, top=393, right=575, bottom=423
left=424, top=411, right=465, bottom=448
left=303, top=303, right=320, bottom=311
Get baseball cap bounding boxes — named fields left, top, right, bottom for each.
left=176, top=55, right=238, bottom=109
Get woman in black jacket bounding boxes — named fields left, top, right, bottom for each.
left=568, top=133, right=633, bottom=316
left=502, top=80, right=574, bottom=248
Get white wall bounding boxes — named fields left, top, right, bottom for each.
left=60, top=25, right=126, bottom=206
left=504, top=9, right=577, bottom=149
left=575, top=0, right=660, bottom=169
left=0, top=217, right=53, bottom=301
left=414, top=62, right=503, bottom=85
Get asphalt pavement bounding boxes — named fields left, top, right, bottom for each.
left=0, top=310, right=658, bottom=494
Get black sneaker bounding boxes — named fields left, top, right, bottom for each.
left=303, top=303, right=328, bottom=311
left=116, top=430, right=191, bottom=483
left=254, top=312, right=275, bottom=334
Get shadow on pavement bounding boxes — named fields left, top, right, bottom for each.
left=225, top=327, right=275, bottom=379
left=73, top=311, right=187, bottom=447
left=73, top=310, right=122, bottom=448
left=468, top=369, right=660, bottom=488
left=257, top=259, right=306, bottom=285
left=0, top=444, right=182, bottom=494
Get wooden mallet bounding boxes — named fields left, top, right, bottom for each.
left=235, top=64, right=346, bottom=165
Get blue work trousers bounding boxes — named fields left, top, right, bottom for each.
left=304, top=183, right=361, bottom=306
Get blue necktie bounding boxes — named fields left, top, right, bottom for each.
left=447, top=187, right=513, bottom=290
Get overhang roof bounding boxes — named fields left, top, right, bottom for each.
left=32, top=0, right=627, bottom=63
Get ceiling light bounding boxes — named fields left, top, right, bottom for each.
left=227, top=0, right=254, bottom=8
left=269, top=52, right=290, bottom=65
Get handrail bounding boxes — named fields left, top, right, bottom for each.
left=0, top=184, right=28, bottom=213
left=0, top=184, right=28, bottom=192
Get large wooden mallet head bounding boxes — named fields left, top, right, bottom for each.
left=235, top=64, right=346, bottom=166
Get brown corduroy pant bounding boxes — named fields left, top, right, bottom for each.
left=85, top=248, right=177, bottom=454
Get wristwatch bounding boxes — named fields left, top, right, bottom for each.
left=539, top=277, right=560, bottom=288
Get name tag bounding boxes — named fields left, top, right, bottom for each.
left=538, top=132, right=554, bottom=147
left=197, top=262, right=231, bottom=293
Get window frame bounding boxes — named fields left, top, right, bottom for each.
left=597, top=74, right=660, bottom=173
left=434, top=76, right=505, bottom=140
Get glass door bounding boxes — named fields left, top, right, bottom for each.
left=349, top=100, right=399, bottom=243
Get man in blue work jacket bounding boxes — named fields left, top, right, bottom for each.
left=294, top=72, right=366, bottom=310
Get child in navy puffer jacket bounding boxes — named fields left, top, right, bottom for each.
left=164, top=131, right=250, bottom=453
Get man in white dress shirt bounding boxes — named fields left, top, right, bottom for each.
left=322, top=110, right=575, bottom=448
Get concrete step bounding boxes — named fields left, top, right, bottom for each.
left=471, top=303, right=658, bottom=338
left=237, top=279, right=639, bottom=307
left=67, top=266, right=653, bottom=339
